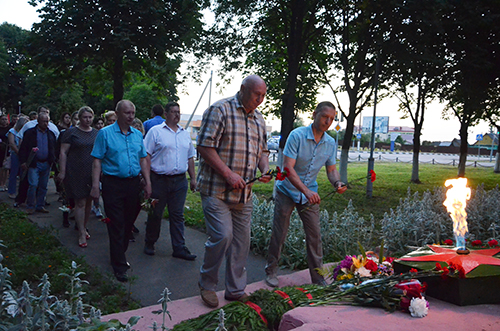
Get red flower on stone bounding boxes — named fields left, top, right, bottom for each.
left=101, top=217, right=111, bottom=224
left=488, top=239, right=499, bottom=247
left=409, top=268, right=418, bottom=273
left=443, top=239, right=453, bottom=245
left=441, top=267, right=450, bottom=279
left=449, top=262, right=466, bottom=279
left=471, top=240, right=482, bottom=247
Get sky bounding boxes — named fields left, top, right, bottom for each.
left=0, top=0, right=493, bottom=144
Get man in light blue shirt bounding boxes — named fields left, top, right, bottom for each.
left=265, top=101, right=345, bottom=287
left=90, top=100, right=151, bottom=282
left=143, top=104, right=165, bottom=135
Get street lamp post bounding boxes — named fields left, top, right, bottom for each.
left=366, top=55, right=381, bottom=198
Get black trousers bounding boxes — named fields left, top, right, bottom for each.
left=102, top=175, right=141, bottom=274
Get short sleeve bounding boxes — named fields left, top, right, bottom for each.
left=283, top=130, right=300, bottom=160
left=143, top=128, right=156, bottom=156
left=197, top=105, right=225, bottom=148
left=90, top=130, right=107, bottom=159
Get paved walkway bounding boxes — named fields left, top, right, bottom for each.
left=0, top=180, right=283, bottom=306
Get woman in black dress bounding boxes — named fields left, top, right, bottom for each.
left=58, top=106, right=98, bottom=248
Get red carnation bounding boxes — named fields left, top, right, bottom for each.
left=369, top=169, right=376, bottom=182
left=471, top=240, right=482, bottom=247
left=488, top=239, right=499, bottom=247
left=443, top=239, right=453, bottom=245
left=409, top=268, right=418, bottom=274
left=435, top=263, right=443, bottom=271
left=441, top=267, right=450, bottom=279
left=364, top=260, right=378, bottom=273
left=275, top=166, right=290, bottom=181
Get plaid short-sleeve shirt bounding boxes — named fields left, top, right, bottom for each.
left=196, top=93, right=267, bottom=204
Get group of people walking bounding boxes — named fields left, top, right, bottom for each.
left=1, top=74, right=345, bottom=307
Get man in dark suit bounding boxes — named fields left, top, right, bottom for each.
left=18, top=113, right=57, bottom=214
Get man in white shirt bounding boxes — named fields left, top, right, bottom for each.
left=143, top=102, right=197, bottom=260
left=18, top=107, right=60, bottom=140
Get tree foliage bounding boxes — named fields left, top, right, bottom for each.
left=384, top=0, right=447, bottom=183
left=0, top=23, right=29, bottom=112
left=208, top=0, right=333, bottom=147
left=28, top=0, right=207, bottom=106
left=438, top=0, right=500, bottom=176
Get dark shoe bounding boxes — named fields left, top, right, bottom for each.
left=224, top=292, right=249, bottom=302
left=172, top=247, right=196, bottom=261
left=132, top=225, right=139, bottom=233
left=199, top=283, right=218, bottom=308
left=128, top=232, right=135, bottom=242
left=45, top=201, right=51, bottom=206
left=265, top=274, right=279, bottom=288
left=314, top=279, right=328, bottom=287
left=144, top=242, right=155, bottom=256
left=36, top=208, right=50, bottom=213
left=114, top=271, right=128, bottom=282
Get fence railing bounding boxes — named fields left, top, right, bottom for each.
left=268, top=152, right=496, bottom=168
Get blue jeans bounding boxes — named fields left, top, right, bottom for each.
left=145, top=172, right=189, bottom=252
left=7, top=152, right=20, bottom=195
left=27, top=161, right=50, bottom=210
left=199, top=194, right=253, bottom=298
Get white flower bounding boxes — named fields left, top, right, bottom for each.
left=355, top=266, right=372, bottom=278
left=409, top=297, right=429, bottom=318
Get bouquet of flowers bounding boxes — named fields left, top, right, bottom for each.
left=141, top=198, right=159, bottom=216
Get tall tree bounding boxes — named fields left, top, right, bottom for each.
left=208, top=0, right=332, bottom=149
left=385, top=0, right=446, bottom=183
left=319, top=0, right=389, bottom=183
left=29, top=0, right=206, bottom=106
left=0, top=23, right=29, bottom=112
left=439, top=0, right=500, bottom=177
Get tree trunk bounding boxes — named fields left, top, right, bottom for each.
left=457, top=122, right=468, bottom=177
left=411, top=123, right=422, bottom=183
left=495, top=126, right=500, bottom=173
left=112, top=53, right=125, bottom=107
left=339, top=104, right=356, bottom=183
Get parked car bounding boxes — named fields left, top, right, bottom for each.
left=267, top=137, right=279, bottom=152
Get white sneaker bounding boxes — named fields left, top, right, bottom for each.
left=95, top=208, right=103, bottom=218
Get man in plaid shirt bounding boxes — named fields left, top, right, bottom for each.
left=197, top=75, right=272, bottom=308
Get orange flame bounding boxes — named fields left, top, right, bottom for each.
left=443, top=178, right=470, bottom=240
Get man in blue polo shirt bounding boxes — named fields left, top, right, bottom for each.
left=264, top=101, right=345, bottom=288
left=90, top=99, right=151, bottom=282
left=143, top=104, right=165, bottom=135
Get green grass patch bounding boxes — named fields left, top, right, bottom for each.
left=183, top=163, right=499, bottom=227
left=0, top=204, right=141, bottom=314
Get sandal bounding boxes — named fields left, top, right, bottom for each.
left=79, top=242, right=87, bottom=248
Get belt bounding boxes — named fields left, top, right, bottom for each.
left=103, top=174, right=140, bottom=180
left=152, top=171, right=185, bottom=178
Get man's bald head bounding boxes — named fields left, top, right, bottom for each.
left=239, top=75, right=267, bottom=112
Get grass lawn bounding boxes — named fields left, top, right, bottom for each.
left=184, top=162, right=499, bottom=227
left=0, top=205, right=141, bottom=315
